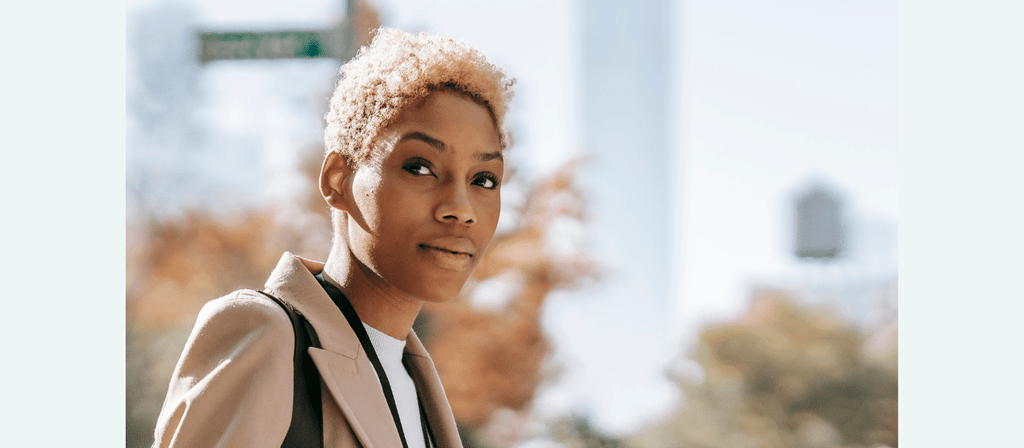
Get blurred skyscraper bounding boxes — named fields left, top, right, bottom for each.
left=582, top=0, right=671, bottom=287
left=572, top=0, right=678, bottom=432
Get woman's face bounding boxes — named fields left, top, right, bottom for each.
left=347, top=91, right=503, bottom=302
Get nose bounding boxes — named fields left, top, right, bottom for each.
left=435, top=182, right=476, bottom=225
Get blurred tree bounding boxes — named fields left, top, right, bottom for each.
left=631, top=290, right=897, bottom=448
left=550, top=414, right=625, bottom=448
left=126, top=209, right=289, bottom=448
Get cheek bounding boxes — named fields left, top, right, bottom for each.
left=375, top=185, right=420, bottom=225
left=352, top=173, right=383, bottom=227
left=477, top=195, right=502, bottom=235
left=367, top=184, right=432, bottom=256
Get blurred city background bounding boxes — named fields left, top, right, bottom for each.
left=126, top=0, right=897, bottom=447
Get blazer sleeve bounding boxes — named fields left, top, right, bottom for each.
left=153, top=290, right=295, bottom=448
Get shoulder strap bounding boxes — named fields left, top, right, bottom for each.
left=257, top=290, right=324, bottom=448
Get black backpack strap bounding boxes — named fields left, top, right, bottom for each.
left=257, top=290, right=324, bottom=448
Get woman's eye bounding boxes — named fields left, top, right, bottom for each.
left=473, top=174, right=499, bottom=189
left=403, top=160, right=434, bottom=176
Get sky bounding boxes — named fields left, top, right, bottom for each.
left=126, top=0, right=897, bottom=437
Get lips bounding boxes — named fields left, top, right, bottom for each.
left=419, top=236, right=476, bottom=271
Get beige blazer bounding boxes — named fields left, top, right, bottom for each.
left=153, top=252, right=463, bottom=448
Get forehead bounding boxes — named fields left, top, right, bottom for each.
left=373, top=91, right=502, bottom=160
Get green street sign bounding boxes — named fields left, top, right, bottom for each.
left=199, top=28, right=349, bottom=62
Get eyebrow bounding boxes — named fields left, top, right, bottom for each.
left=399, top=131, right=504, bottom=163
left=478, top=150, right=503, bottom=163
left=400, top=131, right=447, bottom=152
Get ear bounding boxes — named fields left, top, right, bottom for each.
left=320, top=151, right=355, bottom=213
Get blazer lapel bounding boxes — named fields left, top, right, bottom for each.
left=309, top=347, right=403, bottom=448
left=404, top=334, right=463, bottom=448
left=264, top=253, right=403, bottom=448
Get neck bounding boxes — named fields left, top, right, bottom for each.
left=322, top=241, right=423, bottom=340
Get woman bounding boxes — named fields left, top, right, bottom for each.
left=152, top=28, right=514, bottom=448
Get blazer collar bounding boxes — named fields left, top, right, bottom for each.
left=263, top=252, right=358, bottom=358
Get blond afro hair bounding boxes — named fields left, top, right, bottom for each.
left=324, top=27, right=515, bottom=167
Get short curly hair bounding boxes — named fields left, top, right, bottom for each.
left=324, top=27, right=515, bottom=167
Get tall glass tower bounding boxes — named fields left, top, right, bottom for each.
left=574, top=0, right=676, bottom=431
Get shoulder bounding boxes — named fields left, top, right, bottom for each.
left=177, top=290, right=296, bottom=375
left=195, top=290, right=293, bottom=340
left=154, top=290, right=298, bottom=447
left=200, top=289, right=288, bottom=320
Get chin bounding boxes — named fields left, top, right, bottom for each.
left=410, top=276, right=469, bottom=304
left=419, top=285, right=464, bottom=304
